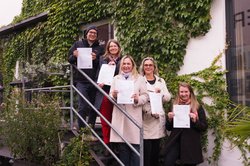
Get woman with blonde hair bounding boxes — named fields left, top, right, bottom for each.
left=110, top=55, right=148, bottom=166
left=139, top=57, right=171, bottom=166
left=164, top=82, right=208, bottom=166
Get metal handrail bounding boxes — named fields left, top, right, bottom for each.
left=21, top=64, right=144, bottom=166
left=24, top=85, right=71, bottom=92
left=71, top=65, right=144, bottom=166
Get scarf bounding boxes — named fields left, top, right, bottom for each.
left=108, top=54, right=119, bottom=63
left=179, top=98, right=198, bottom=119
left=121, top=72, right=131, bottom=80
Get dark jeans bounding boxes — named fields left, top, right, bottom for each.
left=118, top=143, right=140, bottom=166
left=144, top=139, right=161, bottom=166
left=76, top=82, right=97, bottom=129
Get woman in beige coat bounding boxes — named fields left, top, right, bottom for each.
left=110, top=55, right=148, bottom=166
left=139, top=57, right=171, bottom=166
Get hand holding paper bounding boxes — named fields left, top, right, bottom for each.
left=77, top=48, right=92, bottom=69
left=149, top=92, right=164, bottom=114
left=116, top=80, right=134, bottom=104
left=97, top=64, right=116, bottom=85
left=173, top=105, right=190, bottom=128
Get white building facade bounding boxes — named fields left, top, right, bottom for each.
left=181, top=0, right=249, bottom=165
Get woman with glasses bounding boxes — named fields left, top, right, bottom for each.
left=109, top=55, right=148, bottom=166
left=139, top=57, right=171, bottom=166
left=164, top=82, right=208, bottom=166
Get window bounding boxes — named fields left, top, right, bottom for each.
left=226, top=0, right=250, bottom=106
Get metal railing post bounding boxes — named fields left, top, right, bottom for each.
left=72, top=65, right=143, bottom=164
left=140, top=128, right=144, bottom=166
left=70, top=65, right=74, bottom=130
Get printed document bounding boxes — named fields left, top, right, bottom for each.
left=97, top=64, right=116, bottom=86
left=149, top=92, right=164, bottom=114
left=173, top=105, right=190, bottom=128
left=77, top=48, right=92, bottom=69
left=116, top=80, right=134, bottom=104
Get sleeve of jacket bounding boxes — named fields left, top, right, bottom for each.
left=93, top=46, right=104, bottom=69
left=166, top=104, right=174, bottom=131
left=134, top=75, right=148, bottom=106
left=109, top=75, right=118, bottom=99
left=166, top=114, right=174, bottom=131
left=161, top=78, right=172, bottom=103
left=193, top=106, right=208, bottom=132
left=68, top=42, right=77, bottom=64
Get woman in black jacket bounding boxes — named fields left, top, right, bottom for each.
left=164, top=82, right=208, bottom=166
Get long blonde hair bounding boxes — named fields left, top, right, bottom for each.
left=173, top=82, right=200, bottom=112
left=139, top=57, right=159, bottom=76
left=119, top=55, right=138, bottom=78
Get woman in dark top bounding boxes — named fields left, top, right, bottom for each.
left=164, top=82, right=208, bottom=166
left=94, top=39, right=122, bottom=156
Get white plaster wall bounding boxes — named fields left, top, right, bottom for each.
left=179, top=0, right=246, bottom=166
left=178, top=0, right=226, bottom=75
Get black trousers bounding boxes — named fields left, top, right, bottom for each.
left=76, top=82, right=97, bottom=129
left=144, top=139, right=161, bottom=166
left=164, top=141, right=196, bottom=166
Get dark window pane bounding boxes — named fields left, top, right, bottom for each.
left=226, top=0, right=250, bottom=106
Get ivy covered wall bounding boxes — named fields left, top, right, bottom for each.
left=0, top=0, right=248, bottom=165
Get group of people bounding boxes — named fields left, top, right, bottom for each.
left=68, top=26, right=208, bottom=166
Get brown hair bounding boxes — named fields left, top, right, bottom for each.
left=103, top=39, right=121, bottom=59
left=173, top=82, right=200, bottom=112
left=139, top=56, right=159, bottom=76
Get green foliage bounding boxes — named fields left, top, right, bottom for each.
left=111, top=0, right=212, bottom=79
left=1, top=0, right=248, bottom=165
left=0, top=92, right=62, bottom=165
left=225, top=104, right=250, bottom=165
left=56, top=130, right=92, bottom=166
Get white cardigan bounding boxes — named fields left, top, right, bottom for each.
left=143, top=75, right=171, bottom=139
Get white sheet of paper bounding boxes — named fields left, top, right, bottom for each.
left=173, top=105, right=190, bottom=128
left=77, top=48, right=92, bottom=69
left=149, top=92, right=164, bottom=114
left=116, top=80, right=134, bottom=104
left=97, top=64, right=116, bottom=85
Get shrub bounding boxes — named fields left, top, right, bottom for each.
left=0, top=91, right=62, bottom=165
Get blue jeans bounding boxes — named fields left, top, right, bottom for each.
left=76, top=82, right=97, bottom=129
left=118, top=143, right=140, bottom=166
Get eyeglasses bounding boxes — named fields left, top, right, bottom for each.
left=88, top=31, right=97, bottom=35
left=144, top=64, right=154, bottom=67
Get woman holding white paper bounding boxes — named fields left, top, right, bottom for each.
left=164, top=82, right=208, bottom=166
left=139, top=57, right=171, bottom=166
left=110, top=55, right=148, bottom=166
left=94, top=39, right=122, bottom=156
